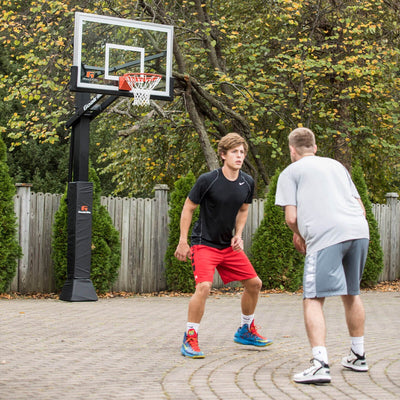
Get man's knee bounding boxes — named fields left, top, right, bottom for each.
left=341, top=294, right=364, bottom=310
left=243, top=276, right=262, bottom=293
left=195, top=281, right=212, bottom=298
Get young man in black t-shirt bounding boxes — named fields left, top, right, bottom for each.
left=174, top=132, right=272, bottom=358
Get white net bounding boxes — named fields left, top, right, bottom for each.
left=123, top=73, right=162, bottom=106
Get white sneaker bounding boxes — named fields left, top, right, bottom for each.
left=341, top=349, right=368, bottom=372
left=293, top=358, right=331, bottom=384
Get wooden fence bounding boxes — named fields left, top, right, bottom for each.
left=101, top=185, right=169, bottom=293
left=10, top=185, right=400, bottom=294
left=372, top=193, right=400, bottom=281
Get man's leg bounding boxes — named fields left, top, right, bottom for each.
left=181, top=281, right=212, bottom=359
left=341, top=294, right=365, bottom=336
left=293, top=297, right=331, bottom=384
left=340, top=294, right=368, bottom=371
left=304, top=297, right=329, bottom=363
left=304, top=297, right=326, bottom=348
left=234, top=276, right=272, bottom=346
left=187, top=281, right=212, bottom=323
left=340, top=239, right=369, bottom=371
left=241, top=276, right=262, bottom=315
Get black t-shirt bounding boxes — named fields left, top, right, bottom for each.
left=188, top=168, right=254, bottom=249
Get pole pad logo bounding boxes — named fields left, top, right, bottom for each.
left=78, top=205, right=91, bottom=214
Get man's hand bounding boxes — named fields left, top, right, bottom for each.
left=231, top=235, right=244, bottom=252
left=174, top=242, right=191, bottom=261
left=293, top=233, right=306, bottom=255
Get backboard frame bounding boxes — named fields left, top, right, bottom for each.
left=70, top=12, right=174, bottom=101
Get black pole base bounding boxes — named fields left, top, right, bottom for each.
left=59, top=278, right=98, bottom=302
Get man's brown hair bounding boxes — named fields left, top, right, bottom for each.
left=288, top=127, right=316, bottom=155
left=218, top=132, right=248, bottom=158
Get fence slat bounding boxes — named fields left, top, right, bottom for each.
left=128, top=198, right=138, bottom=292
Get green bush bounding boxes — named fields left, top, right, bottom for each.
left=250, top=170, right=304, bottom=291
left=352, top=162, right=384, bottom=286
left=52, top=166, right=120, bottom=293
left=0, top=136, right=22, bottom=292
left=164, top=171, right=199, bottom=292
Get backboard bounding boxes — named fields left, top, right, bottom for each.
left=70, top=12, right=174, bottom=101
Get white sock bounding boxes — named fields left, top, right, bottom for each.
left=187, top=322, right=200, bottom=333
left=312, top=346, right=328, bottom=364
left=241, top=313, right=254, bottom=327
left=351, top=336, right=365, bottom=356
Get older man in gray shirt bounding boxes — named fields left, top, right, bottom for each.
left=275, top=127, right=369, bottom=384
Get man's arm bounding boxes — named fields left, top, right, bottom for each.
left=231, top=203, right=249, bottom=251
left=284, top=205, right=306, bottom=255
left=174, top=197, right=198, bottom=261
left=285, top=205, right=300, bottom=235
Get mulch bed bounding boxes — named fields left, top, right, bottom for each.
left=1, top=280, right=399, bottom=300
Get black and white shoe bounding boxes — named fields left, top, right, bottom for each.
left=341, top=349, right=368, bottom=372
left=293, top=358, right=331, bottom=384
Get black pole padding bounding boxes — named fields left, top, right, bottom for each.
left=59, top=181, right=97, bottom=302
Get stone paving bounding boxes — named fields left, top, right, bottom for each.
left=1, top=291, right=399, bottom=399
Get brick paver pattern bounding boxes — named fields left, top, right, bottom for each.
left=1, top=291, right=399, bottom=399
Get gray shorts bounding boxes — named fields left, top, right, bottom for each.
left=303, top=239, right=369, bottom=298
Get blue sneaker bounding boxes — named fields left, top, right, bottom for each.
left=234, top=321, right=273, bottom=347
left=181, top=329, right=205, bottom=358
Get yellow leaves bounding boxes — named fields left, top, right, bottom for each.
left=55, top=37, right=64, bottom=47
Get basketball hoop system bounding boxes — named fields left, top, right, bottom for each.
left=122, top=73, right=162, bottom=106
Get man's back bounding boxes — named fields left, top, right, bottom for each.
left=276, top=156, right=369, bottom=254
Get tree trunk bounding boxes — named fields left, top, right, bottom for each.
left=184, top=79, right=220, bottom=171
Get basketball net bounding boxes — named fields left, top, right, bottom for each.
left=123, top=73, right=162, bottom=106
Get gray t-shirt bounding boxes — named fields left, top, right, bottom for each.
left=275, top=156, right=369, bottom=254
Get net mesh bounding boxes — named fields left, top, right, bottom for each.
left=123, top=73, right=162, bottom=106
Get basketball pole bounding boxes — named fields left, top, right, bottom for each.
left=60, top=91, right=98, bottom=302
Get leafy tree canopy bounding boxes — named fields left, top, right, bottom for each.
left=1, top=0, right=399, bottom=200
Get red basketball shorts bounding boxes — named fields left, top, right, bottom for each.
left=190, top=245, right=258, bottom=285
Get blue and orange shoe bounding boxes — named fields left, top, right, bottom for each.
left=234, top=321, right=273, bottom=347
left=181, top=329, right=205, bottom=358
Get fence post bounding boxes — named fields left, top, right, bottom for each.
left=154, top=184, right=169, bottom=291
left=385, top=192, right=400, bottom=280
left=12, top=183, right=32, bottom=292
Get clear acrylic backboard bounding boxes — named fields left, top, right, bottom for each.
left=70, top=12, right=174, bottom=101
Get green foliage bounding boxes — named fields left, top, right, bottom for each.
left=51, top=185, right=68, bottom=290
left=1, top=0, right=399, bottom=200
left=164, top=171, right=199, bottom=292
left=351, top=162, right=384, bottom=286
left=250, top=170, right=304, bottom=291
left=5, top=140, right=69, bottom=194
left=0, top=135, right=21, bottom=292
left=52, top=166, right=120, bottom=293
left=0, top=0, right=74, bottom=147
left=96, top=114, right=208, bottom=198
